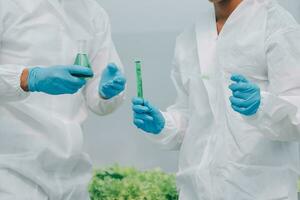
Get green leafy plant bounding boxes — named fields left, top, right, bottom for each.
left=89, top=165, right=179, bottom=200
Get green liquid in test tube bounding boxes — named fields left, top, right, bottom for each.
left=73, top=40, right=93, bottom=78
left=135, top=61, right=144, bottom=99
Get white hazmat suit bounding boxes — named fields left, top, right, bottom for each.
left=278, top=0, right=300, bottom=22
left=147, top=0, right=300, bottom=199
left=0, top=0, right=124, bottom=199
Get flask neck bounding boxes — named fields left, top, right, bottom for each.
left=77, top=40, right=88, bottom=54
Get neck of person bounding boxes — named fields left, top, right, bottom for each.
left=214, top=0, right=242, bottom=34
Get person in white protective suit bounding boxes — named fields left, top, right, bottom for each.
left=0, top=0, right=126, bottom=199
left=132, top=0, right=300, bottom=199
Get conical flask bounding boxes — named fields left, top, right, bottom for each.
left=73, top=40, right=93, bottom=78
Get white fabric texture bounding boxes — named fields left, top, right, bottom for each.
left=0, top=0, right=124, bottom=199
left=147, top=0, right=300, bottom=199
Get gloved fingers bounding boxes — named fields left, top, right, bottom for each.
left=101, top=87, right=115, bottom=98
left=101, top=83, right=124, bottom=94
left=245, top=100, right=260, bottom=113
left=229, top=82, right=256, bottom=92
left=231, top=104, right=249, bottom=115
left=61, top=78, right=86, bottom=93
left=65, top=87, right=79, bottom=94
left=142, top=99, right=150, bottom=106
left=142, top=100, right=152, bottom=108
left=101, top=88, right=122, bottom=99
left=231, top=74, right=249, bottom=83
left=113, top=76, right=126, bottom=85
left=101, top=84, right=114, bottom=91
left=100, top=81, right=114, bottom=94
left=132, top=98, right=155, bottom=113
left=232, top=91, right=249, bottom=100
left=110, top=82, right=126, bottom=91
left=66, top=75, right=87, bottom=87
left=103, top=79, right=115, bottom=87
left=132, top=97, right=145, bottom=105
left=134, top=113, right=154, bottom=121
left=107, top=63, right=119, bottom=74
left=249, top=102, right=260, bottom=114
left=133, top=119, right=145, bottom=129
left=229, top=82, right=247, bottom=91
left=68, top=65, right=94, bottom=77
left=64, top=82, right=85, bottom=91
left=101, top=85, right=109, bottom=93
left=230, top=96, right=258, bottom=108
left=143, top=101, right=158, bottom=114
left=132, top=105, right=150, bottom=114
left=231, top=100, right=260, bottom=116
left=246, top=91, right=261, bottom=102
left=61, top=79, right=86, bottom=92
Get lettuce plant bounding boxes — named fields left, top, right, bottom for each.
left=89, top=165, right=179, bottom=200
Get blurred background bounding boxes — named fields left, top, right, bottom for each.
left=83, top=0, right=300, bottom=173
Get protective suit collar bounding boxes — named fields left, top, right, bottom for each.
left=215, top=0, right=259, bottom=38
left=195, top=0, right=267, bottom=121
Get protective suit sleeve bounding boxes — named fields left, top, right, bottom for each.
left=247, top=27, right=300, bottom=142
left=145, top=46, right=190, bottom=150
left=0, top=16, right=29, bottom=103
left=0, top=65, right=29, bottom=103
left=84, top=10, right=125, bottom=116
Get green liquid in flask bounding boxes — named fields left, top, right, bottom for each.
left=73, top=40, right=93, bottom=78
left=74, top=54, right=91, bottom=69
left=135, top=61, right=144, bottom=99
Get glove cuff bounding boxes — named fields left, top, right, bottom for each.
left=28, top=67, right=41, bottom=92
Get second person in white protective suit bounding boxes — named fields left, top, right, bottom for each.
left=132, top=0, right=300, bottom=199
left=0, top=0, right=126, bottom=199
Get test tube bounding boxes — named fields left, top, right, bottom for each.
left=135, top=60, right=144, bottom=99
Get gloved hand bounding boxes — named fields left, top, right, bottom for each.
left=99, top=63, right=126, bottom=99
left=229, top=74, right=261, bottom=116
left=132, top=97, right=165, bottom=134
left=28, top=65, right=93, bottom=95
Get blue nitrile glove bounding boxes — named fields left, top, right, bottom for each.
left=229, top=74, right=261, bottom=116
left=28, top=65, right=93, bottom=95
left=132, top=97, right=165, bottom=134
left=99, top=63, right=126, bottom=99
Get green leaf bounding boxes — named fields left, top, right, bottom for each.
left=89, top=165, right=179, bottom=200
